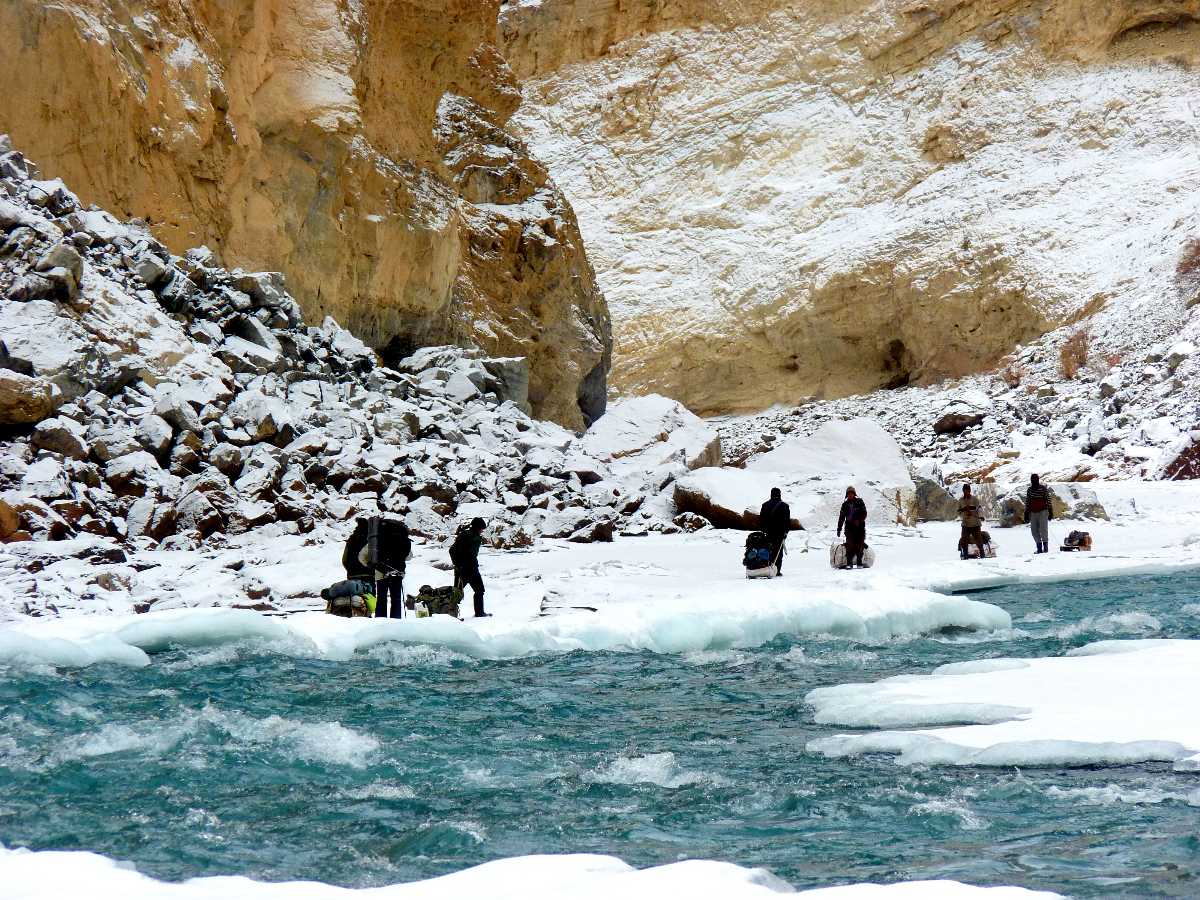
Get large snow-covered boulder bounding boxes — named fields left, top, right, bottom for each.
left=580, top=394, right=720, bottom=485
left=675, top=419, right=916, bottom=530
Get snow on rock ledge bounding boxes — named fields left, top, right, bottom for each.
left=806, top=639, right=1200, bottom=769
left=0, top=846, right=1063, bottom=899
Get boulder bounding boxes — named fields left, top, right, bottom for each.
left=913, top=474, right=959, bottom=522
left=175, top=489, right=223, bottom=537
left=105, top=451, right=165, bottom=498
left=20, top=456, right=71, bottom=500
left=1050, top=484, right=1109, bottom=521
left=90, top=426, right=142, bottom=463
left=673, top=470, right=796, bottom=530
left=7, top=494, right=71, bottom=539
left=35, top=241, right=83, bottom=284
left=1166, top=341, right=1195, bottom=373
left=218, top=335, right=283, bottom=374
left=154, top=390, right=202, bottom=434
left=580, top=394, right=722, bottom=484
left=136, top=414, right=174, bottom=458
left=125, top=496, right=178, bottom=541
left=998, top=494, right=1026, bottom=528
left=0, top=370, right=59, bottom=424
left=933, top=412, right=985, bottom=435
left=481, top=357, right=532, bottom=413
left=228, top=390, right=294, bottom=443
left=209, top=442, right=244, bottom=478
left=676, top=419, right=917, bottom=529
left=0, top=497, right=21, bottom=539
left=32, top=416, right=88, bottom=460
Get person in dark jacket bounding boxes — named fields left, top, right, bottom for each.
left=758, top=488, right=791, bottom=575
left=1024, top=473, right=1053, bottom=554
left=341, top=516, right=412, bottom=617
left=836, top=487, right=868, bottom=568
left=450, top=517, right=488, bottom=617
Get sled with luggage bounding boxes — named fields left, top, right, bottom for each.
left=959, top=531, right=998, bottom=560
left=829, top=541, right=876, bottom=570
left=1060, top=530, right=1093, bottom=552
left=744, top=531, right=782, bottom=579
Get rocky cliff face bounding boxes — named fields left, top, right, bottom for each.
left=503, top=0, right=1200, bottom=414
left=0, top=0, right=609, bottom=429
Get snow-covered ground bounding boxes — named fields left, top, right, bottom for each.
left=5, top=481, right=1199, bottom=666
left=0, top=846, right=1062, bottom=900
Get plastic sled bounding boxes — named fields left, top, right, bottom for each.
left=830, top=542, right=876, bottom=570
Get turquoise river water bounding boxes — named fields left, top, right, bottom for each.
left=2, top=572, right=1199, bottom=896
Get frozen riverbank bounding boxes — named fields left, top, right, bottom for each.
left=1, top=846, right=1062, bottom=900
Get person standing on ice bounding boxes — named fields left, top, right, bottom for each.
left=1024, top=474, right=1053, bottom=555
left=836, top=487, right=868, bottom=568
left=758, top=487, right=792, bottom=575
left=450, top=517, right=489, bottom=617
left=957, top=485, right=987, bottom=560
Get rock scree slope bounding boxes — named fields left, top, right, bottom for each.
left=0, top=0, right=610, bottom=429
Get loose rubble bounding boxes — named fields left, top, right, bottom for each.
left=0, top=139, right=717, bottom=617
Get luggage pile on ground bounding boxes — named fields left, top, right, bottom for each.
left=320, top=579, right=376, bottom=617
left=1061, top=530, right=1093, bottom=552
left=406, top=585, right=463, bottom=618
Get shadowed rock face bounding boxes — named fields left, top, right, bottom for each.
left=0, top=0, right=610, bottom=429
left=503, top=0, right=1200, bottom=415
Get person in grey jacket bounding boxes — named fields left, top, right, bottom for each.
left=1025, top=474, right=1053, bottom=554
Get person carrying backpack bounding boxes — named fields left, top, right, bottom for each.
left=836, top=486, right=868, bottom=568
left=758, top=488, right=791, bottom=575
left=1025, top=473, right=1053, bottom=555
left=341, top=515, right=412, bottom=617
left=957, top=485, right=987, bottom=560
left=450, top=517, right=488, bottom=617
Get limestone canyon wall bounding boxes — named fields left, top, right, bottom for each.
left=503, top=0, right=1200, bottom=414
left=0, top=0, right=610, bottom=429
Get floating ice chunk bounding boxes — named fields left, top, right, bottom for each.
left=0, top=845, right=1064, bottom=898
left=806, top=639, right=1200, bottom=768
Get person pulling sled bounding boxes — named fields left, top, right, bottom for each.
left=835, top=487, right=869, bottom=569
left=757, top=488, right=791, bottom=576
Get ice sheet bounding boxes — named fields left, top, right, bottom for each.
left=806, top=639, right=1200, bottom=768
left=0, top=578, right=1009, bottom=668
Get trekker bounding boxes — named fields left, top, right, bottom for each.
left=837, top=487, right=868, bottom=568
left=1025, top=474, right=1053, bottom=555
left=341, top=516, right=412, bottom=617
left=450, top=517, right=488, bottom=617
left=759, top=487, right=791, bottom=575
left=957, top=485, right=987, bottom=560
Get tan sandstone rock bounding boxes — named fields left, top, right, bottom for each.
left=0, top=1, right=610, bottom=428
left=504, top=0, right=1200, bottom=415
